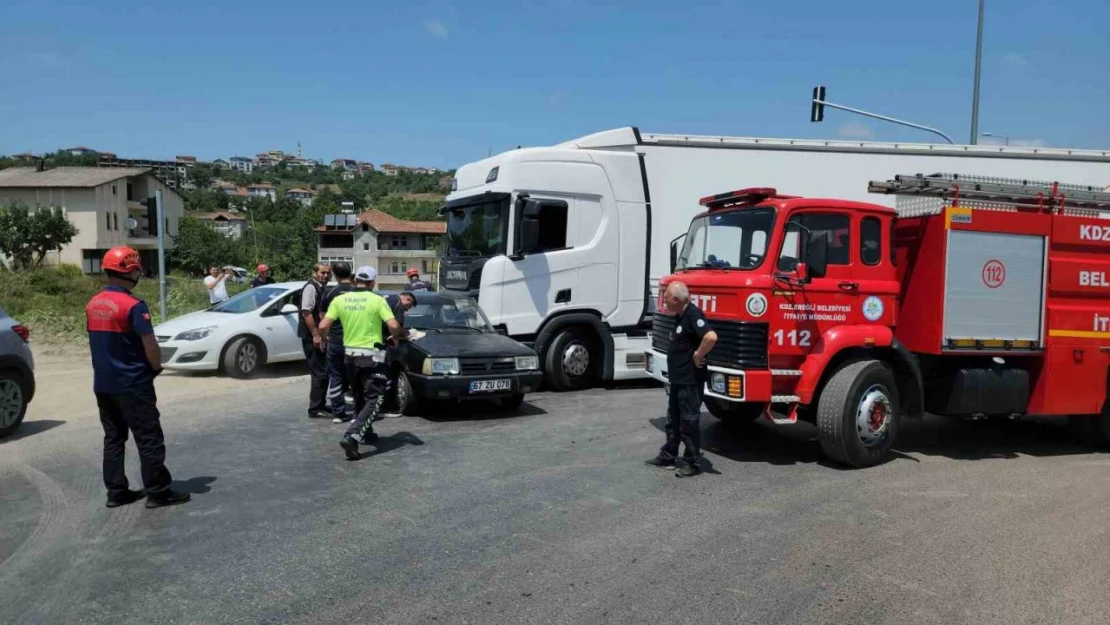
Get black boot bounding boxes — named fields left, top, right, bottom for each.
left=645, top=456, right=676, bottom=470
left=145, top=490, right=191, bottom=508
left=106, top=489, right=145, bottom=508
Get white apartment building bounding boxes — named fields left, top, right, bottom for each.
left=315, top=209, right=444, bottom=291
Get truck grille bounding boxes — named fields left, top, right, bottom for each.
left=652, top=313, right=769, bottom=370
left=460, top=358, right=516, bottom=375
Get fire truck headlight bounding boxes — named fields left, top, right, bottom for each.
left=710, top=372, right=726, bottom=394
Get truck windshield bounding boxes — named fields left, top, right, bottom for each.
left=444, top=197, right=509, bottom=259
left=677, top=207, right=776, bottom=271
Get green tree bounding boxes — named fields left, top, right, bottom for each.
left=167, top=217, right=248, bottom=275
left=189, top=163, right=215, bottom=189
left=0, top=202, right=79, bottom=269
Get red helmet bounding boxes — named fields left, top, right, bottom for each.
left=257, top=264, right=269, bottom=273
left=102, top=246, right=142, bottom=274
left=406, top=268, right=420, bottom=278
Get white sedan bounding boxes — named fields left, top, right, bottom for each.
left=154, top=281, right=310, bottom=377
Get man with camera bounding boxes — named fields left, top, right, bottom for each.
left=204, top=266, right=231, bottom=305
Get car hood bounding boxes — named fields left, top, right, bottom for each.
left=411, top=332, right=535, bottom=358
left=153, top=310, right=234, bottom=337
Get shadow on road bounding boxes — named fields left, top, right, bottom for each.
left=652, top=410, right=1100, bottom=468
left=0, top=419, right=65, bottom=444
left=173, top=476, right=218, bottom=494
left=419, top=400, right=548, bottom=423
left=358, top=431, right=424, bottom=459
left=164, top=361, right=309, bottom=380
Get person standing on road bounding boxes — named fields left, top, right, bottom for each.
left=86, top=246, right=191, bottom=509
left=251, top=264, right=275, bottom=288
left=645, top=281, right=717, bottom=478
left=204, top=266, right=231, bottom=305
left=317, top=266, right=406, bottom=460
left=321, top=261, right=357, bottom=423
left=298, top=262, right=332, bottom=418
left=380, top=291, right=417, bottom=415
left=405, top=267, right=431, bottom=292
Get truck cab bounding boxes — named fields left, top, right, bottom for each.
left=649, top=187, right=912, bottom=467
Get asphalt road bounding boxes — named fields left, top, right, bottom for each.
left=3, top=368, right=1110, bottom=625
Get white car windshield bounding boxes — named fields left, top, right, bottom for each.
left=405, top=298, right=493, bottom=333
left=211, top=286, right=286, bottom=313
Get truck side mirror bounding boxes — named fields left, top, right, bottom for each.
left=806, top=232, right=829, bottom=280
left=513, top=197, right=542, bottom=256
left=669, top=233, right=687, bottom=273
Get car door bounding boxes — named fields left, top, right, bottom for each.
left=258, top=290, right=302, bottom=361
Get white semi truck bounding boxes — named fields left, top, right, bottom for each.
left=442, top=127, right=1110, bottom=391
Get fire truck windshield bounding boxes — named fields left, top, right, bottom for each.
left=676, top=207, right=776, bottom=271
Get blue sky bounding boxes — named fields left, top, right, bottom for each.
left=1, top=0, right=1107, bottom=168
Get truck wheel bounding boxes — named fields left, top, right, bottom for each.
left=817, top=360, right=900, bottom=468
left=223, top=336, right=263, bottom=378
left=544, top=328, right=594, bottom=392
left=705, top=397, right=763, bottom=426
left=1072, top=414, right=1110, bottom=448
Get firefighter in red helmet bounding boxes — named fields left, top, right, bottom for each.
left=85, top=246, right=190, bottom=509
left=251, top=264, right=275, bottom=288
left=405, top=267, right=430, bottom=291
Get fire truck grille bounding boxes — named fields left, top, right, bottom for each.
left=652, top=314, right=769, bottom=370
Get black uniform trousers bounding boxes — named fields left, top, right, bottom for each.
left=659, top=383, right=704, bottom=467
left=344, top=356, right=389, bottom=442
left=96, top=385, right=173, bottom=498
left=302, top=339, right=329, bottom=414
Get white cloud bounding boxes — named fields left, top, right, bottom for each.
left=1001, top=52, right=1030, bottom=69
left=424, top=20, right=449, bottom=39
left=837, top=121, right=875, bottom=140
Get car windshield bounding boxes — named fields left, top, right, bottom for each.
left=677, top=207, right=776, bottom=271
left=211, top=286, right=286, bottom=313
left=405, top=298, right=494, bottom=332
left=444, top=198, right=509, bottom=259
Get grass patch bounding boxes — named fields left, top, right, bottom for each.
left=0, top=265, right=247, bottom=345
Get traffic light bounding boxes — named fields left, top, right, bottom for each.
left=143, top=197, right=158, bottom=235
left=810, top=86, right=826, bottom=123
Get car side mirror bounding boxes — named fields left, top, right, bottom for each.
left=806, top=232, right=829, bottom=281
left=280, top=303, right=298, bottom=315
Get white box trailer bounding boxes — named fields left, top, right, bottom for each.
left=441, top=127, right=1110, bottom=391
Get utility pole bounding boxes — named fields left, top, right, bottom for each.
left=155, top=189, right=168, bottom=321
left=970, top=0, right=985, bottom=144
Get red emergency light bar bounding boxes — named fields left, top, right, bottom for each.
left=698, top=187, right=782, bottom=209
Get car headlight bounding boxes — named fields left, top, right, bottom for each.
left=710, top=372, right=726, bottom=393
left=515, top=355, right=538, bottom=371
left=173, top=326, right=217, bottom=341
left=422, top=357, right=460, bottom=375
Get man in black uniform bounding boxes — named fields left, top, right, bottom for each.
left=298, top=262, right=331, bottom=418
left=646, top=281, right=718, bottom=478
left=322, top=262, right=357, bottom=423
left=380, top=291, right=417, bottom=415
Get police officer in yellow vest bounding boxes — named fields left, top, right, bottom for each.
left=318, top=266, right=405, bottom=460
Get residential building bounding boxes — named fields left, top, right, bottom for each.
left=67, top=146, right=99, bottom=157
left=341, top=171, right=355, bottom=181
left=0, top=167, right=184, bottom=273
left=380, top=163, right=400, bottom=177
left=190, top=211, right=247, bottom=239
left=330, top=158, right=359, bottom=172
left=98, top=155, right=182, bottom=188
left=10, top=152, right=38, bottom=160
left=315, top=209, right=445, bottom=290
left=216, top=182, right=248, bottom=197
left=255, top=153, right=277, bottom=168
left=229, top=156, right=254, bottom=173
left=174, top=155, right=197, bottom=179
left=175, top=155, right=197, bottom=165
left=211, top=158, right=230, bottom=169
left=357, top=161, right=375, bottom=174
left=301, top=158, right=319, bottom=168
left=286, top=188, right=315, bottom=206
left=246, top=183, right=277, bottom=201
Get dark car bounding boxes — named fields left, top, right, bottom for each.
left=391, top=293, right=543, bottom=414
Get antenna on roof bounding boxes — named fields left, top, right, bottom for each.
left=36, top=157, right=45, bottom=172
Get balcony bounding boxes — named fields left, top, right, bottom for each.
left=375, top=248, right=439, bottom=258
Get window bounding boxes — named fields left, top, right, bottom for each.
left=112, top=184, right=117, bottom=195
left=113, top=213, right=118, bottom=231
left=860, top=217, right=882, bottom=266
left=363, top=243, right=369, bottom=251
left=82, top=249, right=101, bottom=274
left=422, top=260, right=430, bottom=272
left=105, top=212, right=111, bottom=230
left=126, top=183, right=134, bottom=201
left=400, top=261, right=407, bottom=273
left=391, top=235, right=408, bottom=249
left=778, top=213, right=851, bottom=271
left=390, top=261, right=400, bottom=274
left=528, top=201, right=569, bottom=253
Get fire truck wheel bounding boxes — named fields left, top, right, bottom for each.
left=544, top=328, right=594, bottom=392
left=704, top=398, right=763, bottom=425
left=1072, top=414, right=1110, bottom=448
left=817, top=359, right=900, bottom=468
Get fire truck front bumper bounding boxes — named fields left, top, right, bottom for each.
left=645, top=351, right=773, bottom=403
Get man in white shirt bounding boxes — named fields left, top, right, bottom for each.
left=204, top=266, right=230, bottom=305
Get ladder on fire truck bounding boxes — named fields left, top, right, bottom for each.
left=868, top=173, right=1110, bottom=217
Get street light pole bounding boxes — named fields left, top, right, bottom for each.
left=970, top=0, right=985, bottom=144
left=981, top=132, right=1009, bottom=146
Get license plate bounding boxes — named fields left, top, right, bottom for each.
left=469, top=379, right=511, bottom=393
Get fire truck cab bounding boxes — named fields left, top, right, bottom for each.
left=647, top=174, right=1110, bottom=468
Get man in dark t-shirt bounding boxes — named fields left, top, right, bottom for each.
left=380, top=292, right=416, bottom=414
left=645, top=281, right=718, bottom=478
left=322, top=262, right=356, bottom=422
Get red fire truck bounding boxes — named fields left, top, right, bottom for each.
left=646, top=173, right=1110, bottom=468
